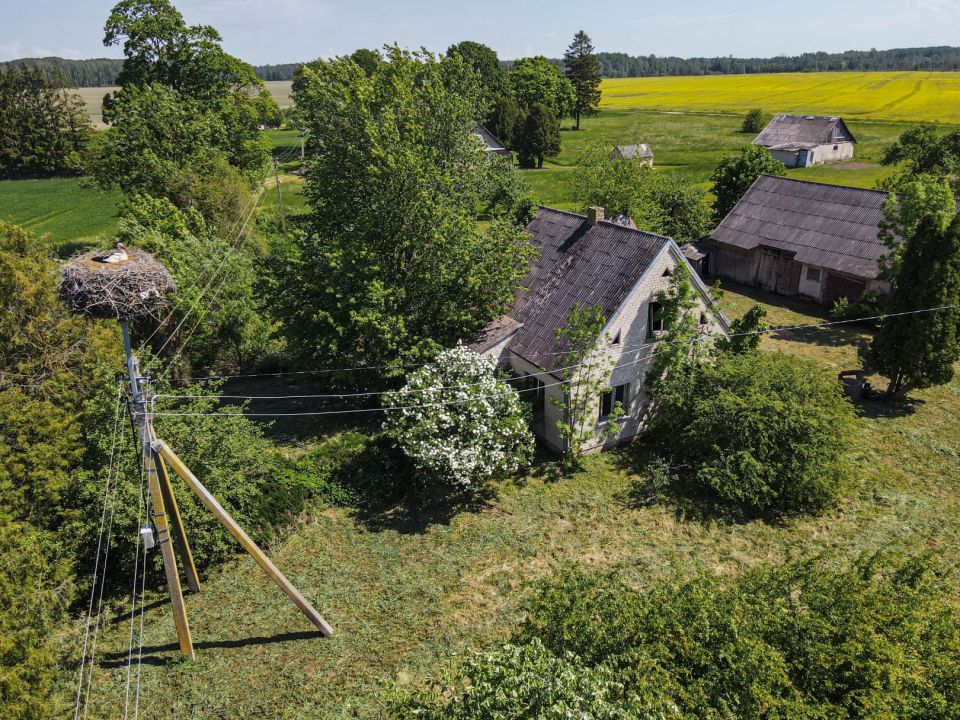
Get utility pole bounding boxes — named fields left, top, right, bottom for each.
left=121, top=321, right=195, bottom=659
left=273, top=157, right=286, bottom=231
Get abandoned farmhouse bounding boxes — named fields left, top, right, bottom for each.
left=753, top=113, right=856, bottom=167
left=469, top=206, right=729, bottom=453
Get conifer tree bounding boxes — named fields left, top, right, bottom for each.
left=563, top=31, right=602, bottom=130
left=867, top=214, right=960, bottom=396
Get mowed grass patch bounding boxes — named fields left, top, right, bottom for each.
left=0, top=177, right=121, bottom=250
left=522, top=109, right=905, bottom=208
left=71, top=286, right=960, bottom=719
left=601, top=71, right=960, bottom=124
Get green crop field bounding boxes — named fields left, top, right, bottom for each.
left=67, top=284, right=960, bottom=719
left=0, top=177, right=120, bottom=251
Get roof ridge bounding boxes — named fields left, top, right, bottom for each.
left=757, top=174, right=890, bottom=196
left=535, top=206, right=673, bottom=243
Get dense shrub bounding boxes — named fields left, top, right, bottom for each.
left=829, top=289, right=887, bottom=322
left=0, top=520, right=74, bottom=720
left=514, top=555, right=960, bottom=719
left=655, top=351, right=855, bottom=516
left=710, top=145, right=786, bottom=222
left=741, top=107, right=764, bottom=133
left=383, top=345, right=533, bottom=496
left=392, top=638, right=676, bottom=719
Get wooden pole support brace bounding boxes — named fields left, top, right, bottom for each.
left=152, top=439, right=334, bottom=637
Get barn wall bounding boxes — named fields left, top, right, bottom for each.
left=812, top=142, right=854, bottom=164
left=770, top=149, right=800, bottom=167
left=712, top=244, right=759, bottom=285
left=798, top=263, right=824, bottom=301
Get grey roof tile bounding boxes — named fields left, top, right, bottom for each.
left=711, top=175, right=892, bottom=278
left=498, top=207, right=669, bottom=370
left=753, top=114, right=856, bottom=151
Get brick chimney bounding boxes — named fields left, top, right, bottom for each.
left=587, top=206, right=605, bottom=225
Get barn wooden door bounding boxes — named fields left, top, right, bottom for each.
left=823, top=273, right=866, bottom=306
left=776, top=257, right=802, bottom=295
left=756, top=249, right=779, bottom=291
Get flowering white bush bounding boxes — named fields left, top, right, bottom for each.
left=383, top=345, right=534, bottom=495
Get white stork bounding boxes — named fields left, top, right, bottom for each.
left=96, top=242, right=128, bottom=264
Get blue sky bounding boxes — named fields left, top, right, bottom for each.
left=3, top=0, right=960, bottom=64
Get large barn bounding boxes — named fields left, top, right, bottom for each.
left=468, top=206, right=728, bottom=453
left=753, top=114, right=856, bottom=168
left=705, top=175, right=893, bottom=306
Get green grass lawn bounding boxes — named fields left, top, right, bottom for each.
left=522, top=109, right=909, bottom=210
left=0, top=177, right=121, bottom=251
left=68, top=285, right=960, bottom=719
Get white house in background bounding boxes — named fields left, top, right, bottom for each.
left=611, top=143, right=654, bottom=166
left=467, top=206, right=729, bottom=454
left=471, top=123, right=510, bottom=158
left=752, top=114, right=856, bottom=168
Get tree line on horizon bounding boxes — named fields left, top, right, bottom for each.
left=7, top=44, right=960, bottom=87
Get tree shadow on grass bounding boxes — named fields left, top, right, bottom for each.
left=95, top=630, right=327, bottom=668
left=853, top=394, right=924, bottom=419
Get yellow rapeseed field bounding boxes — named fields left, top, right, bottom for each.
left=600, top=71, right=960, bottom=123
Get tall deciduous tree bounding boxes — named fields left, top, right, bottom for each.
left=447, top=41, right=506, bottom=105
left=867, top=214, right=960, bottom=396
left=710, top=145, right=786, bottom=222
left=881, top=122, right=960, bottom=179
left=506, top=56, right=575, bottom=119
left=563, top=31, right=602, bottom=130
left=514, top=103, right=560, bottom=169
left=96, top=0, right=273, bottom=225
left=0, top=63, right=91, bottom=178
left=282, top=48, right=534, bottom=373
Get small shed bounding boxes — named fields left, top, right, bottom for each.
left=611, top=144, right=654, bottom=166
left=753, top=114, right=856, bottom=168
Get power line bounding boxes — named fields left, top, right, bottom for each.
left=154, top=302, right=959, bottom=404
left=150, top=346, right=676, bottom=417
left=148, top=142, right=305, bottom=382
left=73, top=385, right=123, bottom=720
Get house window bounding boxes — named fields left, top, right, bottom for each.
left=806, top=266, right=821, bottom=283
left=599, top=383, right=630, bottom=420
left=699, top=312, right=707, bottom=326
left=661, top=268, right=672, bottom=277
left=647, top=302, right=664, bottom=338
left=611, top=330, right=621, bottom=345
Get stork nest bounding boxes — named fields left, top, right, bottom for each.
left=59, top=248, right=176, bottom=321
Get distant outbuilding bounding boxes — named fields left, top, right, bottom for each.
left=611, top=144, right=654, bottom=166
left=471, top=123, right=510, bottom=158
left=753, top=114, right=856, bottom=168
